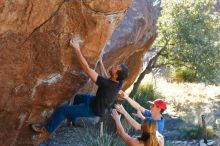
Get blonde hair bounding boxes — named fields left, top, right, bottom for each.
left=138, top=118, right=159, bottom=146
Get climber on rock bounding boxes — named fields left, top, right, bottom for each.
left=30, top=37, right=129, bottom=145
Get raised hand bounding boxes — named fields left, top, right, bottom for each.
left=111, top=109, right=121, bottom=121
left=70, top=38, right=80, bottom=50
left=132, top=109, right=145, bottom=120
left=115, top=104, right=126, bottom=114
left=118, top=90, right=127, bottom=99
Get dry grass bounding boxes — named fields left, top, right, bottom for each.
left=155, top=77, right=220, bottom=122
left=132, top=74, right=220, bottom=126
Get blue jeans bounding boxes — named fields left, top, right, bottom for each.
left=45, top=94, right=96, bottom=133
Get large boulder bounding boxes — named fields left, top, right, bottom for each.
left=81, top=0, right=160, bottom=93
left=0, top=0, right=160, bottom=145
left=0, top=0, right=131, bottom=145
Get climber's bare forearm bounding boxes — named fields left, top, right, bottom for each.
left=74, top=49, right=98, bottom=82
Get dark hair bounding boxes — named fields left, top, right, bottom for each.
left=116, top=64, right=129, bottom=81
left=160, top=109, right=165, bottom=114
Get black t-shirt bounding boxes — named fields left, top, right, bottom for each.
left=91, top=75, right=122, bottom=116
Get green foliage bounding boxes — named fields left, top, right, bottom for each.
left=182, top=125, right=215, bottom=139
left=183, top=126, right=203, bottom=139
left=124, top=83, right=162, bottom=115
left=165, top=141, right=173, bottom=146
left=81, top=128, right=126, bottom=146
left=155, top=0, right=220, bottom=84
left=171, top=67, right=197, bottom=83
left=206, top=126, right=215, bottom=138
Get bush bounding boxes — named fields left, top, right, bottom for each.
left=183, top=126, right=215, bottom=139
left=171, top=67, right=197, bottom=83
left=81, top=127, right=126, bottom=146
left=183, top=126, right=203, bottom=139
left=124, top=83, right=162, bottom=115
left=82, top=133, right=124, bottom=146
left=182, top=125, right=215, bottom=139
left=206, top=126, right=215, bottom=138
left=165, top=141, right=173, bottom=146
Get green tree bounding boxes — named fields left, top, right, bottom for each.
left=156, top=0, right=220, bottom=84
left=130, top=0, right=220, bottom=97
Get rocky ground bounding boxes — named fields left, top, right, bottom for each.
left=40, top=77, right=220, bottom=146
left=40, top=125, right=84, bottom=146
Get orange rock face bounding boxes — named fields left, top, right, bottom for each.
left=81, top=0, right=160, bottom=93
left=0, top=0, right=159, bottom=145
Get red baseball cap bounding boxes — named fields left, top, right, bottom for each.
left=148, top=99, right=167, bottom=110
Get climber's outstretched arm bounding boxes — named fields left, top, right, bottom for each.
left=99, top=56, right=109, bottom=78
left=70, top=38, right=98, bottom=83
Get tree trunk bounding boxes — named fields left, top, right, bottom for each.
left=128, top=41, right=168, bottom=97
left=129, top=67, right=152, bottom=97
